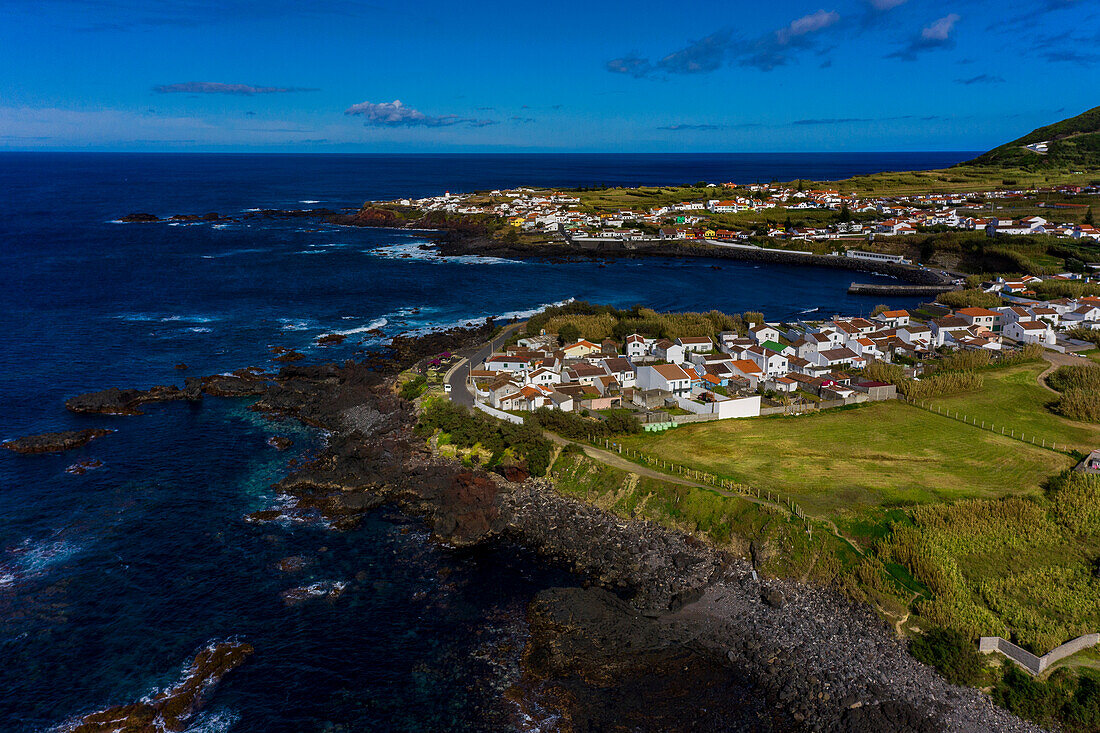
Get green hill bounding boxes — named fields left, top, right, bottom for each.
left=962, top=105, right=1100, bottom=169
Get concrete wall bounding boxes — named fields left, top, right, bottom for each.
left=672, top=394, right=761, bottom=419
left=980, top=634, right=1100, bottom=675
left=473, top=400, right=524, bottom=425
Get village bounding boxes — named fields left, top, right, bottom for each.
left=396, top=180, right=1100, bottom=247
left=462, top=284, right=1100, bottom=428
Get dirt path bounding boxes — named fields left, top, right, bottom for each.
left=1037, top=350, right=1079, bottom=393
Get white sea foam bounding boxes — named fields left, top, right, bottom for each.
left=331, top=318, right=388, bottom=336
left=200, top=248, right=267, bottom=259
left=299, top=199, right=321, bottom=204
left=187, top=327, right=213, bottom=333
left=116, top=313, right=219, bottom=324
left=496, top=298, right=575, bottom=321
left=367, top=241, right=521, bottom=266
left=278, top=319, right=313, bottom=332
left=182, top=709, right=241, bottom=733
left=799, top=307, right=820, bottom=314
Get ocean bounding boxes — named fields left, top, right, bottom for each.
left=0, top=151, right=973, bottom=731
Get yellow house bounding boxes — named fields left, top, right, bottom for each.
left=508, top=216, right=525, bottom=228
left=703, top=229, right=716, bottom=238
left=562, top=339, right=601, bottom=358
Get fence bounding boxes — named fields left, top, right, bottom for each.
left=588, top=436, right=809, bottom=522
left=904, top=396, right=1072, bottom=454
left=758, top=394, right=869, bottom=417
left=473, top=400, right=523, bottom=425
left=980, top=633, right=1100, bottom=675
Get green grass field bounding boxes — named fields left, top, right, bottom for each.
left=618, top=401, right=1073, bottom=516
left=549, top=446, right=867, bottom=585
left=926, top=363, right=1100, bottom=452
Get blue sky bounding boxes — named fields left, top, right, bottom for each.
left=1, top=0, right=1097, bottom=152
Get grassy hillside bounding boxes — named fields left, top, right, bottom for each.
left=963, top=105, right=1100, bottom=170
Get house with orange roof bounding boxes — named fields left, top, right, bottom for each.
left=636, top=363, right=692, bottom=396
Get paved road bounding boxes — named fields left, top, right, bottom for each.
left=446, top=322, right=525, bottom=407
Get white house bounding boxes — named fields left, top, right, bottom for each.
left=625, top=333, right=649, bottom=359
left=601, top=357, right=636, bottom=388
left=749, top=325, right=781, bottom=345
left=677, top=336, right=714, bottom=353
left=1004, top=320, right=1055, bottom=345
left=654, top=340, right=685, bottom=365
left=636, top=364, right=692, bottom=396
left=875, top=309, right=911, bottom=328
left=745, top=345, right=789, bottom=378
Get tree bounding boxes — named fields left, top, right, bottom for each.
left=797, top=179, right=805, bottom=192
left=1086, top=206, right=1095, bottom=225
left=838, top=202, right=852, bottom=223
left=557, top=323, right=580, bottom=344
left=871, top=304, right=890, bottom=316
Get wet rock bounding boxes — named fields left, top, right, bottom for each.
left=275, top=556, right=308, bottom=573
left=174, top=363, right=188, bottom=370
left=63, top=640, right=252, bottom=732
left=273, top=350, right=305, bottom=363
left=281, top=580, right=346, bottom=606
left=267, top=436, right=294, bottom=450
left=316, top=333, right=347, bottom=346
left=3, top=428, right=112, bottom=454
left=66, top=458, right=104, bottom=475
left=118, top=212, right=160, bottom=222
left=515, top=586, right=766, bottom=731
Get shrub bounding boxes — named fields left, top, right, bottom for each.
left=1065, top=327, right=1100, bottom=348
left=416, top=399, right=554, bottom=476
left=993, top=667, right=1066, bottom=728
left=1033, top=280, right=1100, bottom=300
left=1051, top=389, right=1100, bottom=423
left=1049, top=472, right=1100, bottom=534
left=399, top=374, right=428, bottom=400
left=1047, top=364, right=1100, bottom=393
left=527, top=408, right=640, bottom=440
left=936, top=289, right=1003, bottom=309
left=909, top=627, right=983, bottom=686
left=901, top=372, right=985, bottom=399
left=557, top=322, right=581, bottom=344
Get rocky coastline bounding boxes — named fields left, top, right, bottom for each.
left=117, top=207, right=955, bottom=287
left=52, top=322, right=1041, bottom=732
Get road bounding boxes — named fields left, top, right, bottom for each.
left=1036, top=349, right=1083, bottom=393
left=445, top=321, right=525, bottom=407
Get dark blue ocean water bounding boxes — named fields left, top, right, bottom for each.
left=0, top=152, right=970, bottom=731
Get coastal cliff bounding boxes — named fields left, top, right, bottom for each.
left=54, top=322, right=1044, bottom=732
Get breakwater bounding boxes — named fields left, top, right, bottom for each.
left=848, top=282, right=958, bottom=296
left=434, top=231, right=955, bottom=287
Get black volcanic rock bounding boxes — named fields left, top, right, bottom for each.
left=66, top=383, right=201, bottom=415
left=3, top=428, right=113, bottom=454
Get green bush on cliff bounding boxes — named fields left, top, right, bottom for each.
left=417, top=399, right=553, bottom=476
left=909, top=627, right=983, bottom=686
left=528, top=407, right=640, bottom=440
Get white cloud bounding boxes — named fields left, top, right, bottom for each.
left=776, top=10, right=840, bottom=44
left=344, top=100, right=496, bottom=128
left=922, top=13, right=960, bottom=41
